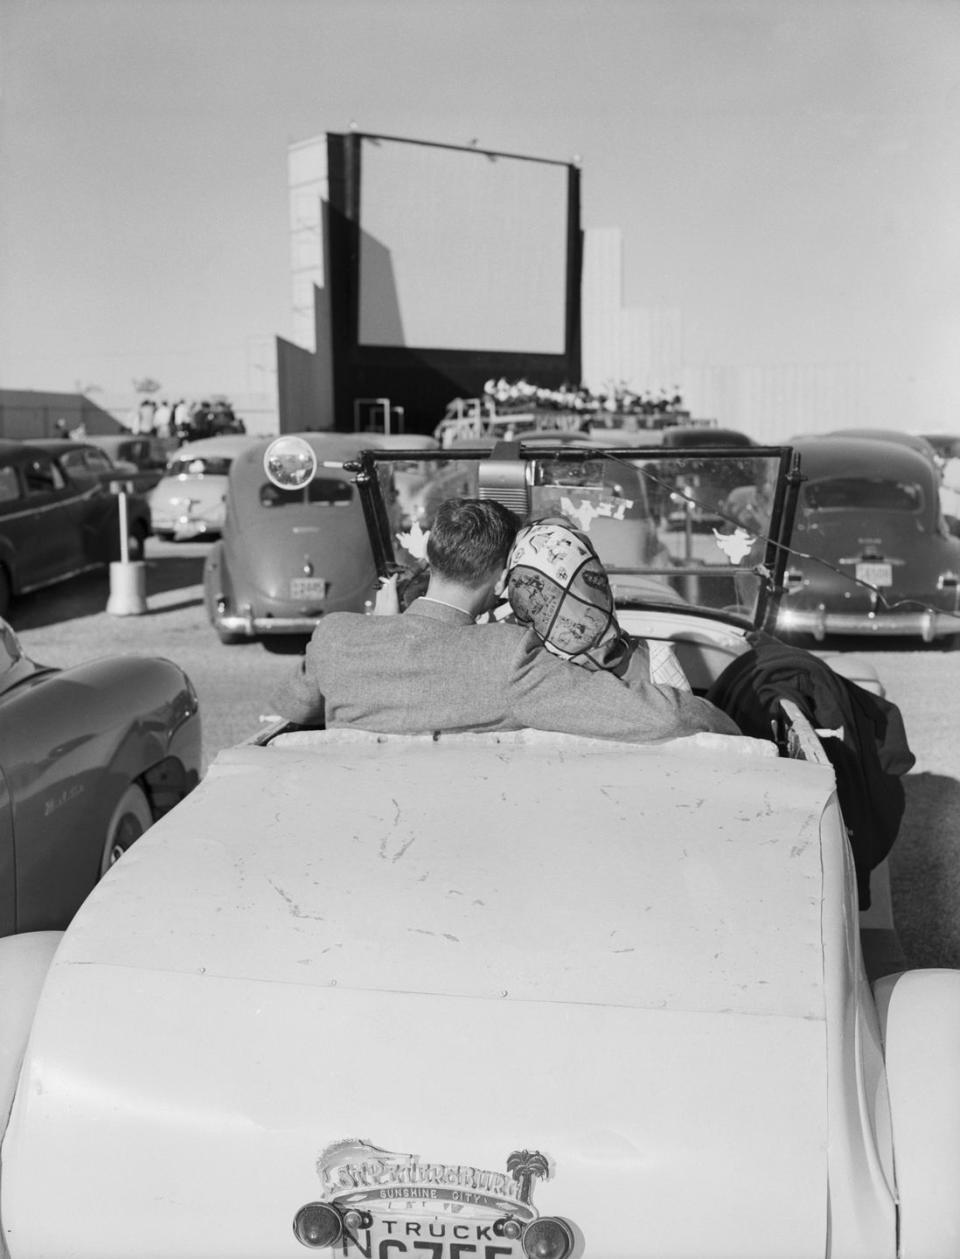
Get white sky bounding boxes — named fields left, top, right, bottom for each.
left=1, top=0, right=958, bottom=422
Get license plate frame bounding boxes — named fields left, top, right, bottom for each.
left=289, top=576, right=328, bottom=600
left=855, top=561, right=893, bottom=588
left=341, top=1218, right=520, bottom=1259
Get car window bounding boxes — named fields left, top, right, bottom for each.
left=59, top=450, right=92, bottom=481
left=0, top=466, right=20, bottom=504
left=802, top=477, right=924, bottom=512
left=259, top=478, right=354, bottom=508
left=168, top=456, right=232, bottom=477
left=23, top=456, right=66, bottom=495
left=82, top=449, right=115, bottom=474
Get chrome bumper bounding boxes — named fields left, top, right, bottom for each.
left=214, top=612, right=322, bottom=637
left=777, top=605, right=960, bottom=642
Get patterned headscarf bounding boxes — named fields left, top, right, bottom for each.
left=506, top=516, right=632, bottom=674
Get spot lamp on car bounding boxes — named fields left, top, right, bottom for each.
left=292, top=1203, right=575, bottom=1258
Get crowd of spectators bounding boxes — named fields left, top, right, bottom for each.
left=129, top=396, right=246, bottom=443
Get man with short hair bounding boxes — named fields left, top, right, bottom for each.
left=270, top=498, right=739, bottom=741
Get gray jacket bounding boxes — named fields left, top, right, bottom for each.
left=271, top=598, right=740, bottom=742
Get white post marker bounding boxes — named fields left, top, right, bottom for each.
left=106, top=480, right=148, bottom=616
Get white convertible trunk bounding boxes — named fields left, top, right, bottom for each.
left=1, top=731, right=895, bottom=1258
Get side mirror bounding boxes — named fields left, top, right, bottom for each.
left=263, top=436, right=317, bottom=489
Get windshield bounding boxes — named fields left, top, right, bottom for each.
left=367, top=444, right=792, bottom=628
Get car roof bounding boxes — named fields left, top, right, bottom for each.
left=822, top=427, right=940, bottom=464
left=791, top=433, right=939, bottom=480
left=167, top=435, right=260, bottom=459
left=20, top=438, right=118, bottom=457
left=660, top=425, right=753, bottom=447
left=0, top=439, right=50, bottom=461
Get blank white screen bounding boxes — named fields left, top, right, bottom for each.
left=358, top=137, right=569, bottom=354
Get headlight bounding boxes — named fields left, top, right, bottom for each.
left=522, top=1216, right=575, bottom=1259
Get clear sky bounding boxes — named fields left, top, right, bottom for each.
left=2, top=0, right=959, bottom=425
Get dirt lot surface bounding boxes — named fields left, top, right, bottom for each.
left=10, top=540, right=960, bottom=970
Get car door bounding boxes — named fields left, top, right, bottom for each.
left=0, top=762, right=14, bottom=936
left=0, top=451, right=86, bottom=589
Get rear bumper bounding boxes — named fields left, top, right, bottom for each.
left=152, top=516, right=220, bottom=537
left=777, top=605, right=960, bottom=642
left=214, top=611, right=322, bottom=637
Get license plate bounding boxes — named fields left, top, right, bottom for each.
left=290, top=577, right=328, bottom=600
left=855, top=562, right=892, bottom=587
left=341, top=1218, right=519, bottom=1259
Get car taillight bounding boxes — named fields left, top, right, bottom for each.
left=784, top=567, right=804, bottom=591
left=521, top=1216, right=575, bottom=1259
left=292, top=1203, right=342, bottom=1248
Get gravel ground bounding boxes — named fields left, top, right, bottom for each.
left=11, top=542, right=960, bottom=969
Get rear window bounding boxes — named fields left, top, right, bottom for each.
left=803, top=477, right=924, bottom=512
left=168, top=456, right=232, bottom=477
left=259, top=478, right=353, bottom=508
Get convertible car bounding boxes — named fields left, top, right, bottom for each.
left=3, top=438, right=956, bottom=1259
left=0, top=615, right=201, bottom=937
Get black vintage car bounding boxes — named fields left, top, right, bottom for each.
left=0, top=440, right=152, bottom=618
left=771, top=435, right=960, bottom=643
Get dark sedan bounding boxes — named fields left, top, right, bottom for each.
left=0, top=615, right=201, bottom=935
left=84, top=434, right=177, bottom=493
left=772, top=435, right=960, bottom=642
left=0, top=440, right=152, bottom=619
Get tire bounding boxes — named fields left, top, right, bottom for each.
left=100, top=784, right=153, bottom=877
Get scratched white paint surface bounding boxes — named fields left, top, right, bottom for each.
left=50, top=729, right=830, bottom=1019
left=2, top=731, right=881, bottom=1259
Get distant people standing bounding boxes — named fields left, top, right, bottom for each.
left=173, top=399, right=190, bottom=442
left=137, top=397, right=157, bottom=435
left=154, top=399, right=173, bottom=438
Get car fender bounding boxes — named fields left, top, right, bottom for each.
left=873, top=968, right=960, bottom=1257
left=0, top=932, right=62, bottom=1133
left=203, top=541, right=232, bottom=616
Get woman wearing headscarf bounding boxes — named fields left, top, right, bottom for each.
left=506, top=516, right=690, bottom=690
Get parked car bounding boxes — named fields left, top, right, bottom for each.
left=0, top=439, right=152, bottom=618
left=769, top=435, right=960, bottom=642
left=825, top=427, right=940, bottom=462
left=656, top=425, right=755, bottom=529
left=0, top=614, right=200, bottom=937
left=2, top=438, right=955, bottom=1259
left=148, top=434, right=258, bottom=541
left=919, top=432, right=960, bottom=463
left=84, top=433, right=178, bottom=493
left=202, top=432, right=410, bottom=644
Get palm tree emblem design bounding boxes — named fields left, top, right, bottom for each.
left=506, top=1150, right=550, bottom=1205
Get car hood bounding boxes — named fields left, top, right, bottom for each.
left=2, top=732, right=893, bottom=1258
left=150, top=476, right=227, bottom=505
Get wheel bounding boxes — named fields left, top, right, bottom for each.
left=100, top=784, right=153, bottom=877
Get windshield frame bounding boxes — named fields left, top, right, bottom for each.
left=347, top=440, right=800, bottom=634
